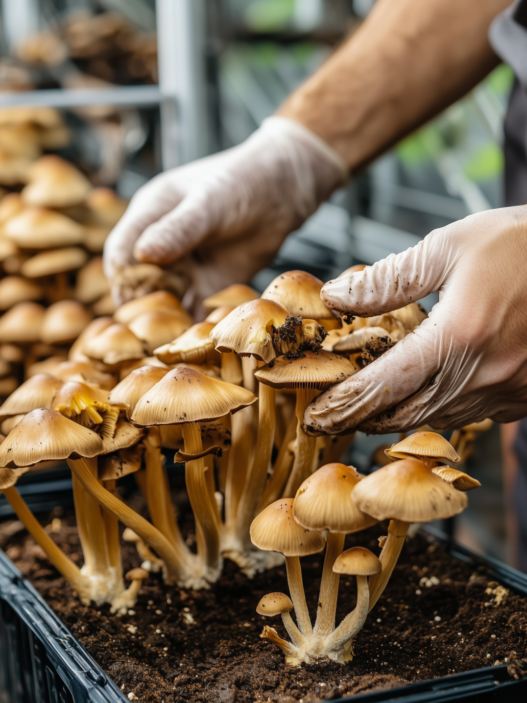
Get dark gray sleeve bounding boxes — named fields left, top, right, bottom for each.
left=490, top=1, right=527, bottom=87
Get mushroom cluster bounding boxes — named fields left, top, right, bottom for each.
left=251, top=431, right=481, bottom=665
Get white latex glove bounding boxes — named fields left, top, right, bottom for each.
left=104, top=117, right=347, bottom=311
left=304, top=206, right=527, bottom=434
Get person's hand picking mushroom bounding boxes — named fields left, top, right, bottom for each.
left=304, top=207, right=527, bottom=434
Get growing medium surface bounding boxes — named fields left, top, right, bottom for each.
left=1, top=485, right=527, bottom=703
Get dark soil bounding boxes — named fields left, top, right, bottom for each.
left=359, top=338, right=395, bottom=367
left=2, top=486, right=527, bottom=703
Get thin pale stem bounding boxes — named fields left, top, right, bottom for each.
left=320, top=433, right=356, bottom=466
left=368, top=519, right=410, bottom=611
left=81, top=457, right=111, bottom=578
left=71, top=473, right=93, bottom=572
left=204, top=454, right=221, bottom=524
left=225, top=406, right=253, bottom=526
left=221, top=352, right=243, bottom=385
left=260, top=410, right=297, bottom=509
left=261, top=626, right=299, bottom=659
left=286, top=556, right=312, bottom=637
left=324, top=575, right=369, bottom=652
left=241, top=355, right=256, bottom=393
left=282, top=612, right=306, bottom=648
left=102, top=479, right=123, bottom=584
left=283, top=388, right=318, bottom=497
left=314, top=532, right=346, bottom=637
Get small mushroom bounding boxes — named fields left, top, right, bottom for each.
left=154, top=322, right=217, bottom=364
left=125, top=567, right=149, bottom=601
left=203, top=284, right=258, bottom=311
left=432, top=466, right=481, bottom=491
left=262, top=271, right=336, bottom=321
left=114, top=290, right=190, bottom=325
left=257, top=592, right=305, bottom=650
left=385, top=431, right=460, bottom=467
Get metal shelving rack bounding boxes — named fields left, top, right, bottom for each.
left=0, top=0, right=210, bottom=171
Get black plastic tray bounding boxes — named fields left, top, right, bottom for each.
left=1, top=520, right=527, bottom=702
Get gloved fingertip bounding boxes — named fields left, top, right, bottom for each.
left=133, top=234, right=168, bottom=265
left=320, top=276, right=354, bottom=311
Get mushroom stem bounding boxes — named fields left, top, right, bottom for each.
left=67, top=457, right=192, bottom=586
left=321, top=433, right=356, bottom=466
left=204, top=454, right=221, bottom=523
left=71, top=473, right=94, bottom=572
left=323, top=574, right=370, bottom=654
left=220, top=352, right=243, bottom=385
left=237, top=379, right=276, bottom=549
left=286, top=556, right=312, bottom=637
left=282, top=612, right=306, bottom=648
left=78, top=459, right=112, bottom=580
left=124, top=578, right=143, bottom=602
left=261, top=625, right=299, bottom=660
left=368, top=519, right=410, bottom=611
left=102, top=479, right=123, bottom=584
left=314, top=532, right=346, bottom=637
left=2, top=486, right=90, bottom=602
left=283, top=388, right=318, bottom=498
left=241, top=356, right=256, bottom=393
left=260, top=411, right=297, bottom=509
left=225, top=406, right=253, bottom=526
left=182, top=422, right=221, bottom=577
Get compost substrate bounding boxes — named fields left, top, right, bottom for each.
left=1, top=488, right=527, bottom=703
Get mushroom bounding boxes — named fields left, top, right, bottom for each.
left=293, top=463, right=377, bottom=637
left=74, top=257, right=110, bottom=304
left=114, top=290, right=190, bottom=326
left=53, top=360, right=115, bottom=389
left=0, top=276, right=43, bottom=310
left=123, top=527, right=163, bottom=573
left=86, top=187, right=128, bottom=226
left=92, top=291, right=116, bottom=316
left=333, top=325, right=405, bottom=353
left=21, top=247, right=88, bottom=301
left=51, top=380, right=123, bottom=437
left=323, top=548, right=382, bottom=662
left=389, top=303, right=428, bottom=331
left=21, top=155, right=92, bottom=208
left=0, top=302, right=45, bottom=344
left=83, top=323, right=145, bottom=367
left=0, top=148, right=33, bottom=185
left=261, top=271, right=336, bottom=322
left=203, top=284, right=258, bottom=311
left=68, top=316, right=113, bottom=362
left=128, top=311, right=192, bottom=355
left=4, top=208, right=85, bottom=249
left=26, top=355, right=68, bottom=378
left=431, top=466, right=481, bottom=491
left=154, top=322, right=217, bottom=364
left=250, top=498, right=324, bottom=638
left=257, top=593, right=305, bottom=655
left=41, top=301, right=93, bottom=346
left=123, top=567, right=148, bottom=604
left=0, top=373, right=62, bottom=422
left=352, top=458, right=468, bottom=610
left=385, top=431, right=460, bottom=467
left=205, top=305, right=236, bottom=324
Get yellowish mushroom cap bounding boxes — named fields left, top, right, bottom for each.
left=352, top=458, right=468, bottom=523
left=205, top=305, right=236, bottom=324
left=0, top=302, right=45, bottom=343
left=41, top=301, right=93, bottom=345
left=0, top=408, right=103, bottom=468
left=431, top=466, right=481, bottom=492
left=92, top=292, right=116, bottom=316
left=114, top=290, right=190, bottom=325
left=0, top=373, right=62, bottom=421
left=83, top=323, right=145, bottom=367
left=262, top=270, right=335, bottom=320
left=256, top=592, right=294, bottom=617
left=389, top=303, right=427, bottom=332
left=255, top=350, right=357, bottom=390
left=386, top=431, right=460, bottom=464
left=86, top=187, right=128, bottom=226
left=51, top=380, right=123, bottom=437
left=22, top=155, right=92, bottom=208
left=129, top=310, right=192, bottom=355
left=74, top=257, right=110, bottom=304
left=0, top=465, right=29, bottom=490
left=126, top=567, right=149, bottom=582
left=132, top=366, right=257, bottom=426
left=68, top=316, right=114, bottom=362
left=0, top=193, right=24, bottom=224
left=0, top=276, right=43, bottom=310
left=333, top=547, right=382, bottom=577
left=0, top=149, right=33, bottom=185
left=21, top=247, right=88, bottom=278
left=53, top=360, right=114, bottom=389
left=294, top=463, right=377, bottom=534
left=250, top=497, right=325, bottom=557
left=4, top=208, right=85, bottom=249
left=203, top=284, right=258, bottom=311
left=100, top=418, right=144, bottom=454
left=154, top=322, right=216, bottom=364
left=99, top=445, right=143, bottom=482
left=109, top=366, right=169, bottom=417
left=210, top=298, right=290, bottom=364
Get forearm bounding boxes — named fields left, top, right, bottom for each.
left=279, top=0, right=509, bottom=170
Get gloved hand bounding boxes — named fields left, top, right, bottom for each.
left=304, top=206, right=527, bottom=434
left=104, top=117, right=347, bottom=312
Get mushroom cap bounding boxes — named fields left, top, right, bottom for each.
left=99, top=445, right=143, bottom=482
left=0, top=408, right=103, bottom=468
left=101, top=418, right=144, bottom=454
left=0, top=466, right=29, bottom=490
left=0, top=148, right=33, bottom=185
left=51, top=380, right=110, bottom=413
left=333, top=326, right=404, bottom=352
left=210, top=299, right=290, bottom=364
left=0, top=373, right=62, bottom=421
left=84, top=223, right=111, bottom=253
left=68, top=316, right=114, bottom=362
left=132, top=366, right=257, bottom=426
left=125, top=567, right=148, bottom=582
left=129, top=311, right=192, bottom=355
left=203, top=284, right=258, bottom=310
left=294, top=463, right=377, bottom=534
left=114, top=290, right=190, bottom=325
left=389, top=303, right=427, bottom=332
left=53, top=360, right=115, bottom=389
left=154, top=322, right=216, bottom=364
left=462, top=418, right=493, bottom=433
left=122, top=528, right=141, bottom=543
left=87, top=187, right=128, bottom=226
left=352, top=458, right=468, bottom=523
left=74, top=257, right=110, bottom=304
left=255, top=350, right=357, bottom=390
left=92, top=292, right=116, bottom=317
left=250, top=498, right=325, bottom=557
left=337, top=264, right=367, bottom=277
left=205, top=305, right=236, bottom=324
left=21, top=247, right=88, bottom=278
left=333, top=547, right=382, bottom=576
left=22, top=155, right=92, bottom=208
left=0, top=302, right=45, bottom=343
left=41, top=301, right=93, bottom=345
left=0, top=123, right=41, bottom=159
left=431, top=466, right=481, bottom=492
left=386, top=431, right=460, bottom=464
left=118, top=356, right=168, bottom=380
left=83, top=323, right=145, bottom=366
left=0, top=276, right=43, bottom=310
left=0, top=193, right=24, bottom=224
left=1, top=414, right=24, bottom=435
left=4, top=208, right=85, bottom=249
left=27, top=356, right=68, bottom=378
left=262, top=271, right=335, bottom=320
left=256, top=592, right=294, bottom=617
left=109, top=366, right=169, bottom=417
left=0, top=344, right=24, bottom=364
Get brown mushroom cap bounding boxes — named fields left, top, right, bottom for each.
left=389, top=303, right=427, bottom=332
left=118, top=356, right=168, bottom=380
left=0, top=465, right=29, bottom=490
left=109, top=366, right=169, bottom=417
left=262, top=271, right=335, bottom=320
left=203, top=284, right=258, bottom=310
left=41, top=301, right=93, bottom=345
left=154, top=322, right=216, bottom=364
left=333, top=547, right=382, bottom=576
left=27, top=356, right=68, bottom=378
left=92, top=292, right=116, bottom=316
left=132, top=366, right=257, bottom=426
left=256, top=592, right=294, bottom=617
left=333, top=326, right=405, bottom=352
left=0, top=123, right=41, bottom=159
left=4, top=208, right=85, bottom=249
left=100, top=418, right=145, bottom=454
left=83, top=323, right=145, bottom=366
left=21, top=247, right=88, bottom=278
left=0, top=276, right=43, bottom=310
left=255, top=350, right=357, bottom=390
left=129, top=311, right=192, bottom=355
left=87, top=187, right=128, bottom=226
left=74, top=257, right=110, bottom=304
left=294, top=463, right=377, bottom=534
left=205, top=305, right=236, bottom=324
left=22, top=155, right=92, bottom=208
left=125, top=567, right=148, bottom=582
left=68, top=316, right=114, bottom=362
left=431, top=466, right=481, bottom=492
left=0, top=408, right=103, bottom=468
left=386, top=431, right=460, bottom=464
left=0, top=302, right=45, bottom=343
left=210, top=299, right=290, bottom=364
left=0, top=373, right=62, bottom=421
left=250, top=498, right=325, bottom=557
left=0, top=149, right=33, bottom=185
left=99, top=445, right=143, bottom=482
left=352, top=458, right=468, bottom=523
left=53, top=360, right=115, bottom=389
left=0, top=193, right=24, bottom=224
left=114, top=290, right=190, bottom=325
